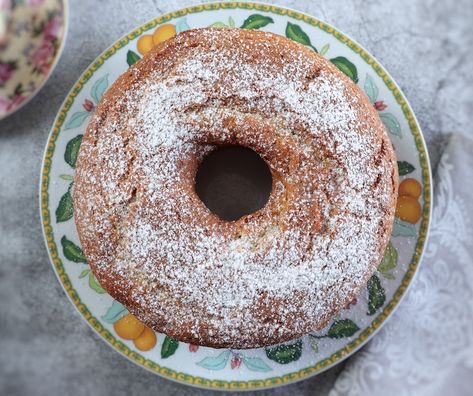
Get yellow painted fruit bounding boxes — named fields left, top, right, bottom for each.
left=399, top=178, right=422, bottom=199
left=153, top=24, right=176, bottom=45
left=395, top=195, right=421, bottom=224
left=113, top=314, right=145, bottom=340
left=133, top=326, right=157, bottom=351
left=137, top=35, right=154, bottom=55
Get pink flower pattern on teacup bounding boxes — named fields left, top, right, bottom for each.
left=30, top=39, right=54, bottom=74
left=43, top=15, right=60, bottom=40
left=0, top=61, right=15, bottom=86
left=0, top=97, right=10, bottom=112
left=25, top=0, right=45, bottom=7
left=0, top=94, right=26, bottom=113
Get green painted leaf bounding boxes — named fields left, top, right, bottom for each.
left=364, top=74, right=378, bottom=103
left=285, top=22, right=317, bottom=52
left=64, top=135, right=82, bottom=168
left=378, top=241, right=398, bottom=279
left=398, top=161, right=415, bottom=176
left=91, top=74, right=108, bottom=103
left=319, top=43, right=330, bottom=56
left=242, top=356, right=272, bottom=372
left=196, top=350, right=230, bottom=370
left=61, top=236, right=86, bottom=263
left=59, top=174, right=74, bottom=181
left=88, top=271, right=106, bottom=294
left=327, top=319, right=360, bottom=338
left=367, top=274, right=386, bottom=315
left=102, top=300, right=129, bottom=324
left=176, top=17, right=190, bottom=33
left=64, top=111, right=90, bottom=130
left=380, top=113, right=402, bottom=138
left=308, top=335, right=318, bottom=353
left=265, top=340, right=302, bottom=364
left=240, top=14, right=274, bottom=30
left=228, top=16, right=235, bottom=28
left=79, top=269, right=90, bottom=278
left=380, top=271, right=395, bottom=280
left=161, top=336, right=179, bottom=358
left=209, top=21, right=227, bottom=28
left=56, top=185, right=73, bottom=223
left=126, top=50, right=141, bottom=67
left=392, top=218, right=417, bottom=237
left=330, top=56, right=358, bottom=83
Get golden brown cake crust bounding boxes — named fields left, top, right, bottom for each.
left=73, top=28, right=398, bottom=349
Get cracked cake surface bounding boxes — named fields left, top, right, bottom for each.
left=73, top=28, right=398, bottom=349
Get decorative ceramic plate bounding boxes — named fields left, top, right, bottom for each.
left=40, top=2, right=432, bottom=391
left=0, top=0, right=68, bottom=120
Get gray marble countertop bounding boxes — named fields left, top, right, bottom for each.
left=1, top=0, right=471, bottom=395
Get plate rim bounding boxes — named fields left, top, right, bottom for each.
left=39, top=1, right=433, bottom=391
left=0, top=0, right=70, bottom=121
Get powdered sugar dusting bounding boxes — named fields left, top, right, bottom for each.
left=73, top=28, right=396, bottom=348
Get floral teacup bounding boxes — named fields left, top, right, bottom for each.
left=0, top=0, right=67, bottom=119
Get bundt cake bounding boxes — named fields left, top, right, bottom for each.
left=73, top=28, right=398, bottom=348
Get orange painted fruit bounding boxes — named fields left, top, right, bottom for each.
left=399, top=178, right=422, bottom=199
left=113, top=314, right=145, bottom=340
left=133, top=327, right=157, bottom=351
left=153, top=24, right=176, bottom=45
left=137, top=35, right=154, bottom=55
left=395, top=195, right=421, bottom=224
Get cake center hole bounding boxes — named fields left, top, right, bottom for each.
left=195, top=146, right=272, bottom=221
